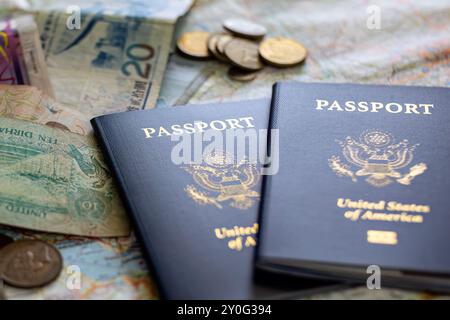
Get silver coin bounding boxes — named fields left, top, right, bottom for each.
left=216, top=34, right=233, bottom=54
left=223, top=18, right=267, bottom=39
left=224, top=38, right=264, bottom=71
left=208, top=33, right=229, bottom=62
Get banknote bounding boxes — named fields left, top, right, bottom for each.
left=0, top=85, right=91, bottom=135
left=0, top=15, right=54, bottom=97
left=2, top=0, right=194, bottom=115
left=0, top=117, right=130, bottom=237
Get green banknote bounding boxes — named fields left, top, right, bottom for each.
left=0, top=117, right=129, bottom=237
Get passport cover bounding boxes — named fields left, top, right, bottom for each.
left=257, top=82, right=450, bottom=291
left=91, top=99, right=334, bottom=299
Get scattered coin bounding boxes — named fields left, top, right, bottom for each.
left=207, top=33, right=221, bottom=56
left=228, top=66, right=258, bottom=82
left=177, top=31, right=211, bottom=59
left=208, top=33, right=229, bottom=62
left=224, top=38, right=264, bottom=71
left=223, top=18, right=267, bottom=39
left=0, top=240, right=63, bottom=288
left=176, top=20, right=308, bottom=81
left=0, top=234, right=14, bottom=250
left=259, top=37, right=307, bottom=67
left=216, top=34, right=234, bottom=56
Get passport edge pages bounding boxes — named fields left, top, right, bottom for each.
left=92, top=99, right=339, bottom=299
left=256, top=81, right=450, bottom=293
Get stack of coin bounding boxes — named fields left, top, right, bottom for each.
left=177, top=18, right=307, bottom=82
left=0, top=235, right=63, bottom=299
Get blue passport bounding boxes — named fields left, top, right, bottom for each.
left=257, top=82, right=450, bottom=291
left=91, top=99, right=334, bottom=299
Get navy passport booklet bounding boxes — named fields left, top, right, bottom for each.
left=257, top=82, right=450, bottom=291
left=91, top=99, right=332, bottom=299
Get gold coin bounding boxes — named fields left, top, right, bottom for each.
left=259, top=37, right=307, bottom=67
left=177, top=31, right=211, bottom=59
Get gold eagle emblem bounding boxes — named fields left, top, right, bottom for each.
left=329, top=130, right=427, bottom=187
left=183, top=151, right=260, bottom=210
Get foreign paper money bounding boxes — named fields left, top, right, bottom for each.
left=0, top=117, right=130, bottom=237
left=0, top=85, right=91, bottom=135
left=0, top=15, right=54, bottom=97
left=2, top=0, right=194, bottom=115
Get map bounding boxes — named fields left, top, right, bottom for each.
left=2, top=0, right=450, bottom=299
left=1, top=226, right=158, bottom=299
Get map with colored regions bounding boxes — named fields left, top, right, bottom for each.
left=1, top=0, right=450, bottom=299
left=161, top=0, right=449, bottom=107
left=1, top=227, right=158, bottom=299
